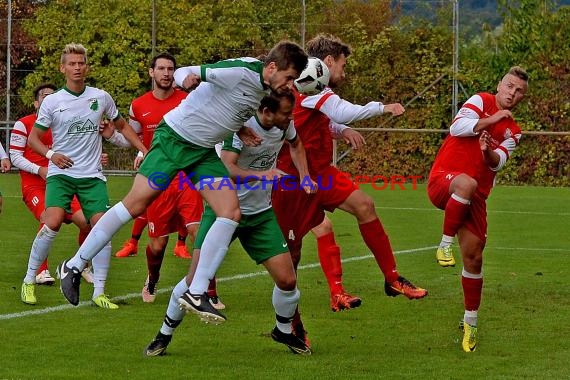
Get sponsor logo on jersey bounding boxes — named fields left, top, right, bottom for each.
left=67, top=119, right=98, bottom=135
left=249, top=152, right=277, bottom=170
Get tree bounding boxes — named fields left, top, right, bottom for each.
left=21, top=0, right=265, bottom=112
left=0, top=0, right=43, bottom=118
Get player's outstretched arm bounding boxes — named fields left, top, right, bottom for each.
left=288, top=136, right=317, bottom=194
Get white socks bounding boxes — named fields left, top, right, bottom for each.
left=189, top=217, right=238, bottom=294
left=273, top=285, right=300, bottom=334
left=160, top=278, right=189, bottom=335
left=24, top=225, right=58, bottom=284
left=68, top=201, right=132, bottom=270
left=91, top=242, right=112, bottom=299
left=439, top=234, right=454, bottom=248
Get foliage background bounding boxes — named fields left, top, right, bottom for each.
left=1, top=0, right=568, bottom=185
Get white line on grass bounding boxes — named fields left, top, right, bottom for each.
left=1, top=246, right=436, bottom=321
left=3, top=195, right=568, bottom=216
left=2, top=245, right=567, bottom=321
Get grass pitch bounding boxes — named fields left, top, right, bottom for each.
left=0, top=173, right=569, bottom=379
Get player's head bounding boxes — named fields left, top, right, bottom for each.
left=60, top=43, right=88, bottom=81
left=496, top=66, right=528, bottom=110
left=33, top=83, right=57, bottom=110
left=306, top=34, right=351, bottom=89
left=258, top=90, right=295, bottom=131
left=263, top=41, right=308, bottom=95
left=149, top=52, right=176, bottom=91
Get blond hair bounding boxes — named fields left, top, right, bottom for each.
left=506, top=66, right=529, bottom=82
left=61, top=43, right=87, bottom=64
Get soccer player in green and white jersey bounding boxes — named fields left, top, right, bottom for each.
left=24, top=43, right=147, bottom=309
left=145, top=91, right=316, bottom=356
left=57, top=41, right=307, bottom=313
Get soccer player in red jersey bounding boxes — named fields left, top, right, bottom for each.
left=114, top=53, right=192, bottom=261
left=427, top=66, right=528, bottom=352
left=272, top=34, right=428, bottom=315
left=109, top=53, right=220, bottom=306
left=10, top=83, right=96, bottom=288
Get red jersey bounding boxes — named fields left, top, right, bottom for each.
left=10, top=113, right=53, bottom=189
left=430, top=92, right=522, bottom=198
left=277, top=90, right=335, bottom=178
left=129, top=88, right=187, bottom=148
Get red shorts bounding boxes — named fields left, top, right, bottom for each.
left=23, top=185, right=81, bottom=223
left=146, top=176, right=203, bottom=238
left=427, top=170, right=488, bottom=242
left=271, top=166, right=358, bottom=251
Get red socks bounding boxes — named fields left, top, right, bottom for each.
left=443, top=195, right=470, bottom=237
left=207, top=278, right=218, bottom=297
left=316, top=232, right=344, bottom=295
left=146, top=245, right=165, bottom=284
left=37, top=259, right=48, bottom=273
left=131, top=216, right=148, bottom=241
left=358, top=218, right=399, bottom=283
left=462, top=275, right=483, bottom=311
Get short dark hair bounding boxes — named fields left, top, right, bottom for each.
left=306, top=34, right=351, bottom=60
left=33, top=83, right=58, bottom=101
left=150, top=52, right=176, bottom=69
left=259, top=90, right=295, bottom=113
left=265, top=41, right=308, bottom=75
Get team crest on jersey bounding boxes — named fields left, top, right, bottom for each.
left=504, top=128, right=512, bottom=139
left=89, top=98, right=99, bottom=111
left=249, top=152, right=277, bottom=170
left=237, top=107, right=256, bottom=122
left=68, top=119, right=98, bottom=135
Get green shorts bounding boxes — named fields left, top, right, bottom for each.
left=139, top=121, right=229, bottom=186
left=195, top=206, right=288, bottom=265
left=45, top=175, right=110, bottom=222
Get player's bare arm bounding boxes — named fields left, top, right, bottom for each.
left=0, top=158, right=10, bottom=173
left=173, top=66, right=201, bottom=91
left=237, top=126, right=263, bottom=147
left=479, top=130, right=500, bottom=168
left=220, top=150, right=283, bottom=183
left=112, top=117, right=148, bottom=155
left=341, top=128, right=365, bottom=150
left=473, top=110, right=513, bottom=133
left=28, top=127, right=74, bottom=169
left=288, top=137, right=317, bottom=194
left=382, top=103, right=405, bottom=116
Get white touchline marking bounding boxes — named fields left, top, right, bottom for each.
left=2, top=246, right=435, bottom=320
left=2, top=245, right=568, bottom=320
left=6, top=195, right=568, bottom=216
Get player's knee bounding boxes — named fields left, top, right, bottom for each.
left=454, top=175, right=478, bottom=198
left=312, top=217, right=333, bottom=236
left=276, top=275, right=297, bottom=291
left=353, top=193, right=376, bottom=221
left=149, top=239, right=167, bottom=252
left=217, top=207, right=241, bottom=222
